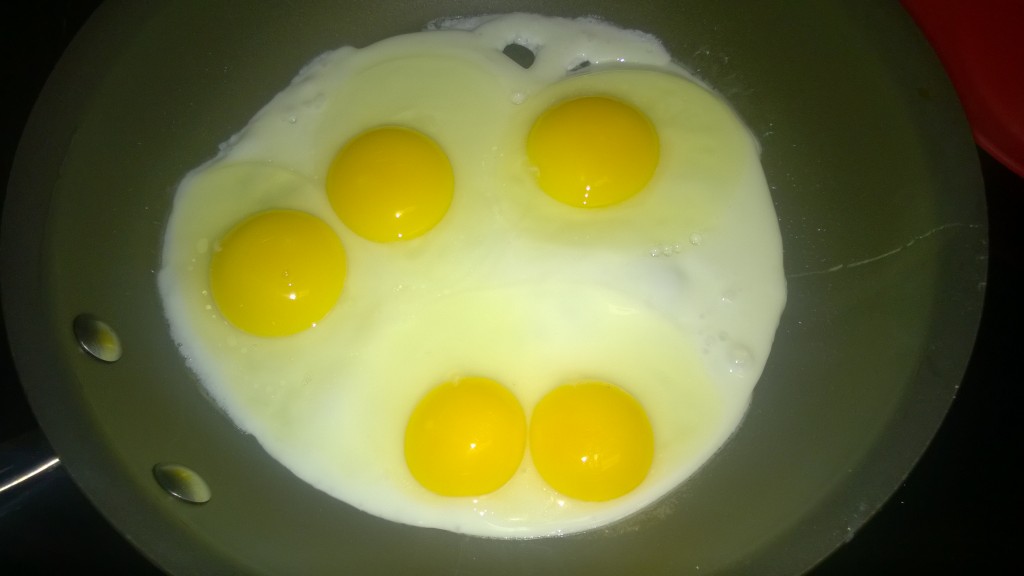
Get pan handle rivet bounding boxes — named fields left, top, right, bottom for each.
left=153, top=463, right=211, bottom=504
left=72, top=314, right=122, bottom=363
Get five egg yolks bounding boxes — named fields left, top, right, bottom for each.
left=209, top=210, right=347, bottom=337
left=404, top=377, right=527, bottom=497
left=527, top=96, right=660, bottom=208
left=212, top=102, right=660, bottom=499
left=326, top=126, right=454, bottom=243
left=530, top=381, right=654, bottom=502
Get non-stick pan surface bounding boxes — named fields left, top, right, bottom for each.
left=2, top=1, right=987, bottom=574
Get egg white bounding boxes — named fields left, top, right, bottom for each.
left=158, top=13, right=786, bottom=538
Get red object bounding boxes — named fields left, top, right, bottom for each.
left=902, top=0, right=1024, bottom=177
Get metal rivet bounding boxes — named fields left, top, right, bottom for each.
left=72, top=314, right=122, bottom=362
left=153, top=463, right=211, bottom=504
left=502, top=43, right=535, bottom=69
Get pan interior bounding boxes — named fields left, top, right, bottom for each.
left=1, top=1, right=986, bottom=574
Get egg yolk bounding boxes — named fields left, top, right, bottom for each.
left=210, top=210, right=347, bottom=337
left=326, top=127, right=454, bottom=242
left=530, top=381, right=654, bottom=502
left=405, top=377, right=527, bottom=497
left=527, top=96, right=659, bottom=208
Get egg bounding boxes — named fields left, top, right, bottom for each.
left=157, top=13, right=786, bottom=538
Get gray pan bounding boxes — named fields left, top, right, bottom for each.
left=1, top=0, right=987, bottom=574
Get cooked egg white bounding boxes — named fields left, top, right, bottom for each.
left=157, top=13, right=786, bottom=538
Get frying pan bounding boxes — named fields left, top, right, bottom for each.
left=1, top=0, right=987, bottom=574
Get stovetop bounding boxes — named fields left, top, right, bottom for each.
left=2, top=2, right=1020, bottom=574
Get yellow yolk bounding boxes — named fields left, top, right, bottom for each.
left=527, top=96, right=659, bottom=208
left=530, top=381, right=654, bottom=502
left=326, top=127, right=454, bottom=242
left=405, top=377, right=527, bottom=497
left=210, top=210, right=347, bottom=337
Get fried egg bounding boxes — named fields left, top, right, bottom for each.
left=157, top=13, right=786, bottom=538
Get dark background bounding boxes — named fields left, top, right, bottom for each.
left=1, top=1, right=1020, bottom=574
